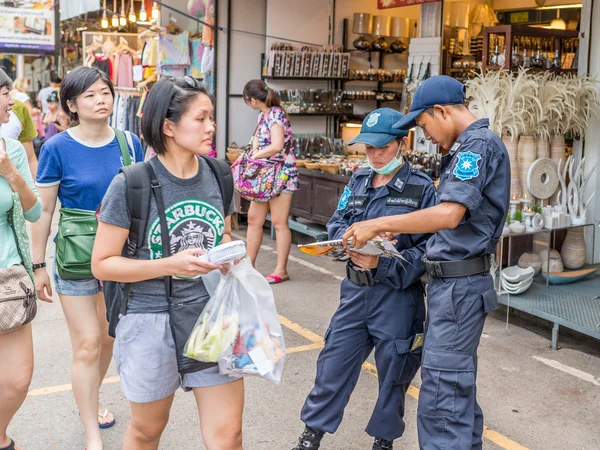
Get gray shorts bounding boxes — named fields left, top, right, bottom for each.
left=53, top=262, right=103, bottom=296
left=114, top=312, right=240, bottom=403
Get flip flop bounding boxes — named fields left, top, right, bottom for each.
left=0, top=438, right=15, bottom=450
left=266, top=274, right=289, bottom=284
left=98, top=408, right=116, bottom=429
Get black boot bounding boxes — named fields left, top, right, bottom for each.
left=292, top=426, right=325, bottom=450
left=373, top=438, right=393, bottom=450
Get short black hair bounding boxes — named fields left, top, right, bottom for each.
left=425, top=104, right=466, bottom=117
left=141, top=76, right=211, bottom=155
left=60, top=66, right=114, bottom=121
left=50, top=76, right=62, bottom=84
left=0, top=68, right=12, bottom=92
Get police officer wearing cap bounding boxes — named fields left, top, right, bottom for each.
left=292, top=108, right=437, bottom=450
left=342, top=77, right=510, bottom=449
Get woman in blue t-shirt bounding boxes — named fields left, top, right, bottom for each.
left=31, top=66, right=144, bottom=450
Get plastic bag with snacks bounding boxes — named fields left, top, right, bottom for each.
left=217, top=259, right=286, bottom=383
left=184, top=270, right=241, bottom=363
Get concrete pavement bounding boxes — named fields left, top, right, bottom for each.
left=7, top=225, right=600, bottom=449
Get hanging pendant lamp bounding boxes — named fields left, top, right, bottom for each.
left=101, top=0, right=109, bottom=28
left=111, top=0, right=119, bottom=27
left=128, top=0, right=137, bottom=22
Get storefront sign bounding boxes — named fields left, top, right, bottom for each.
left=378, top=0, right=440, bottom=8
left=0, top=0, right=59, bottom=54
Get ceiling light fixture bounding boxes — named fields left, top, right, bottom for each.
left=111, top=0, right=119, bottom=27
left=119, top=0, right=127, bottom=26
left=101, top=0, right=109, bottom=28
left=128, top=0, right=136, bottom=22
left=139, top=1, right=148, bottom=22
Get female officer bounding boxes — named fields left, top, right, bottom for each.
left=292, top=108, right=437, bottom=450
left=343, top=76, right=510, bottom=450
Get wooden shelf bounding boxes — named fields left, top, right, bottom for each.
left=481, top=25, right=579, bottom=74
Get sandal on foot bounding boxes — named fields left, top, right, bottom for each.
left=266, top=274, right=289, bottom=284
left=98, top=408, right=116, bottom=429
left=0, top=439, right=16, bottom=450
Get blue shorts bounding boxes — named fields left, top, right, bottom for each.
left=114, top=312, right=241, bottom=403
left=53, top=263, right=103, bottom=296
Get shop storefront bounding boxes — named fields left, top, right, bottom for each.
left=218, top=0, right=600, bottom=347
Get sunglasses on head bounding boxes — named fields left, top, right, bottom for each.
left=173, top=76, right=203, bottom=89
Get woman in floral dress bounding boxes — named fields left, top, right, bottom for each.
left=243, top=79, right=299, bottom=284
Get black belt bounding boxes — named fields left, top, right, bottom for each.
left=422, top=255, right=492, bottom=278
left=346, top=263, right=376, bottom=286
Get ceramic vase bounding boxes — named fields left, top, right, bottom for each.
left=518, top=136, right=536, bottom=199
left=536, top=137, right=550, bottom=159
left=549, top=135, right=566, bottom=204
left=561, top=227, right=586, bottom=269
left=550, top=135, right=566, bottom=166
left=542, top=256, right=564, bottom=273
left=504, top=135, right=520, bottom=198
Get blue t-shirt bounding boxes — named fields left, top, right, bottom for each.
left=36, top=128, right=144, bottom=211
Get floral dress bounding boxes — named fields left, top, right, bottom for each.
left=256, top=107, right=299, bottom=192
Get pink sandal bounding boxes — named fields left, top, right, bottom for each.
left=266, top=274, right=290, bottom=284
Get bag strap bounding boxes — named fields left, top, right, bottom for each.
left=146, top=162, right=173, bottom=302
left=118, top=162, right=153, bottom=315
left=201, top=156, right=234, bottom=216
left=113, top=128, right=132, bottom=167
left=121, top=162, right=153, bottom=256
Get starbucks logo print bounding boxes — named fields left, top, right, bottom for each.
left=148, top=200, right=225, bottom=278
left=170, top=221, right=216, bottom=254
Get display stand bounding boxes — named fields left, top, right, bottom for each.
left=497, top=222, right=599, bottom=349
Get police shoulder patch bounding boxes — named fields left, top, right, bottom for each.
left=337, top=186, right=352, bottom=210
left=453, top=151, right=482, bottom=181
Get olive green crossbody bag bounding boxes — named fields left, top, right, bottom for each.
left=56, top=129, right=132, bottom=280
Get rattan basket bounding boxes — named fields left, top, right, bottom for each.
left=319, top=163, right=340, bottom=174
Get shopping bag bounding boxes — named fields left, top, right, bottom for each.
left=184, top=270, right=241, bottom=363
left=217, top=259, right=286, bottom=383
left=231, top=151, right=286, bottom=202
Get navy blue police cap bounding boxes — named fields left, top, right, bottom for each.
left=349, top=108, right=409, bottom=148
left=393, top=75, right=466, bottom=130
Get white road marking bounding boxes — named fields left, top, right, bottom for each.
left=533, top=356, right=600, bottom=386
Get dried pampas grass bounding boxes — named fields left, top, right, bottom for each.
left=467, top=70, right=599, bottom=140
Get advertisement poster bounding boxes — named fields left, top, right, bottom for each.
left=378, top=0, right=440, bottom=8
left=0, top=0, right=59, bottom=54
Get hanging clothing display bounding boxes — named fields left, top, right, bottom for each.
left=86, top=53, right=113, bottom=78
left=188, top=39, right=205, bottom=78
left=114, top=51, right=134, bottom=88
left=158, top=30, right=191, bottom=76
left=111, top=93, right=142, bottom=137
left=201, top=46, right=215, bottom=75
left=142, top=37, right=158, bottom=67
left=202, top=17, right=215, bottom=47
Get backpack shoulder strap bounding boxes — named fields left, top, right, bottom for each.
left=120, top=162, right=152, bottom=256
left=113, top=128, right=132, bottom=166
left=201, top=156, right=234, bottom=216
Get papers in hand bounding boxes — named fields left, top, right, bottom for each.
left=298, top=238, right=407, bottom=263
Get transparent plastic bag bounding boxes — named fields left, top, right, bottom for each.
left=184, top=270, right=241, bottom=363
left=217, top=259, right=286, bottom=383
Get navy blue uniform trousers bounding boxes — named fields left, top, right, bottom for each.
left=417, top=274, right=498, bottom=449
left=301, top=279, right=425, bottom=441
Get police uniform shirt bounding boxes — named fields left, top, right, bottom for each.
left=426, top=119, right=510, bottom=261
left=328, top=162, right=438, bottom=289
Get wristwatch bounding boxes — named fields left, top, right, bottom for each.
left=32, top=262, right=47, bottom=271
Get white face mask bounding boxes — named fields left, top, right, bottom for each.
left=368, top=141, right=403, bottom=175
